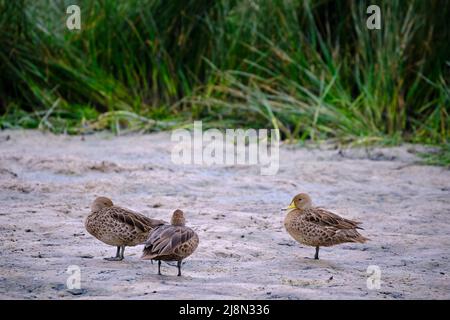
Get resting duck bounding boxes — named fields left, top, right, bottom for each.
left=142, top=209, right=199, bottom=276
left=85, top=197, right=165, bottom=261
left=283, top=193, right=368, bottom=259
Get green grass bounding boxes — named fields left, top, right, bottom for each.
left=417, top=143, right=450, bottom=167
left=0, top=0, right=449, bottom=164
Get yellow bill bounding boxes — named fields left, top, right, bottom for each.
left=281, top=201, right=296, bottom=211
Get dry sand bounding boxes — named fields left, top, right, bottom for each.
left=0, top=130, right=449, bottom=299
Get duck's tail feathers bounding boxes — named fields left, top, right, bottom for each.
left=354, top=234, right=370, bottom=243
left=141, top=251, right=157, bottom=260
left=354, top=221, right=365, bottom=230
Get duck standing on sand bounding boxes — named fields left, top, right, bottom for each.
left=85, top=197, right=165, bottom=261
left=283, top=193, right=368, bottom=259
left=142, top=209, right=199, bottom=276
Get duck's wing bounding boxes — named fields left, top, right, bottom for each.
left=142, top=225, right=196, bottom=258
left=109, top=206, right=166, bottom=233
left=304, top=207, right=363, bottom=230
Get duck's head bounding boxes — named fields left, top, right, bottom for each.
left=282, top=193, right=312, bottom=210
left=171, top=209, right=186, bottom=226
left=91, top=197, right=113, bottom=212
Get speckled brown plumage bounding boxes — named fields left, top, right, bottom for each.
left=283, top=193, right=369, bottom=259
left=142, top=209, right=199, bottom=276
left=85, top=197, right=165, bottom=261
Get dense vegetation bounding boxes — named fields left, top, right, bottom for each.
left=0, top=0, right=448, bottom=162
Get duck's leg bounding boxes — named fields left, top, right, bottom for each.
left=158, top=260, right=162, bottom=275
left=119, top=245, right=125, bottom=260
left=314, top=246, right=320, bottom=260
left=177, top=260, right=182, bottom=277
left=104, top=246, right=123, bottom=261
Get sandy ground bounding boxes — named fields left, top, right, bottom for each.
left=0, top=130, right=449, bottom=300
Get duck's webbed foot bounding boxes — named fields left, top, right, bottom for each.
left=104, top=256, right=123, bottom=261
left=104, top=246, right=125, bottom=261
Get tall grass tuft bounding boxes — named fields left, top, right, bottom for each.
left=0, top=0, right=448, bottom=148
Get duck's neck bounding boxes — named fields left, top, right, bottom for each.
left=171, top=217, right=186, bottom=226
left=286, top=205, right=309, bottom=215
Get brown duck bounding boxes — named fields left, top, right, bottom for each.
left=283, top=193, right=368, bottom=259
left=141, top=209, right=199, bottom=276
left=85, top=197, right=165, bottom=261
